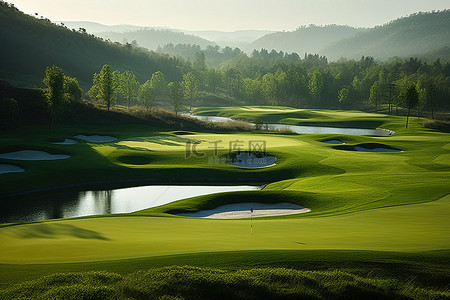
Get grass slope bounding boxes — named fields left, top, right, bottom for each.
left=2, top=265, right=449, bottom=299
left=0, top=106, right=449, bottom=297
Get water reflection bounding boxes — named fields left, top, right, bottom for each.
left=0, top=185, right=260, bottom=223
left=186, top=114, right=392, bottom=136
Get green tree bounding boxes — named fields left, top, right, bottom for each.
left=224, top=68, right=242, bottom=98
left=98, top=64, right=116, bottom=111
left=150, top=71, right=168, bottom=100
left=262, top=73, right=277, bottom=105
left=0, top=98, right=19, bottom=128
left=193, top=51, right=207, bottom=72
left=43, top=65, right=67, bottom=129
left=205, top=68, right=223, bottom=93
left=139, top=80, right=156, bottom=111
left=64, top=76, right=83, bottom=102
left=182, top=72, right=199, bottom=111
left=274, top=68, right=289, bottom=104
left=338, top=87, right=350, bottom=104
left=88, top=72, right=100, bottom=101
left=399, top=83, right=419, bottom=128
left=421, top=80, right=437, bottom=119
left=168, top=82, right=184, bottom=116
left=242, top=78, right=263, bottom=105
left=117, top=70, right=140, bottom=108
left=308, top=70, right=325, bottom=104
left=369, top=81, right=383, bottom=112
left=384, top=83, right=396, bottom=115
left=193, top=52, right=207, bottom=88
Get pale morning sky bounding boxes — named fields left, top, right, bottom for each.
left=10, top=0, right=450, bottom=31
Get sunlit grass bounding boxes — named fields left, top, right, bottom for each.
left=0, top=106, right=449, bottom=296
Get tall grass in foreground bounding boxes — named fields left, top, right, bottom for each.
left=1, top=266, right=448, bottom=299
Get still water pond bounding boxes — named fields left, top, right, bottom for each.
left=187, top=114, right=391, bottom=136
left=0, top=185, right=260, bottom=223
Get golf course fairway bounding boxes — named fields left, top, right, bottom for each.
left=0, top=107, right=449, bottom=298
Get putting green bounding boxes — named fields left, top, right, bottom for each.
left=1, top=195, right=448, bottom=264
left=115, top=133, right=305, bottom=152
left=0, top=106, right=449, bottom=290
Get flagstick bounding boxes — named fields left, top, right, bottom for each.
left=251, top=211, right=253, bottom=235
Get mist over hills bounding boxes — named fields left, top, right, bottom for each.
left=0, top=0, right=448, bottom=94
left=62, top=21, right=272, bottom=49
left=63, top=10, right=449, bottom=62
left=57, top=21, right=157, bottom=33
left=322, top=10, right=450, bottom=60
left=184, top=30, right=275, bottom=45
left=0, top=3, right=183, bottom=89
left=248, top=25, right=362, bottom=55
left=97, top=29, right=216, bottom=50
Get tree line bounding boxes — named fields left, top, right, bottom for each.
left=41, top=52, right=450, bottom=129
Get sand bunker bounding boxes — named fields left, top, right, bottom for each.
left=0, top=150, right=70, bottom=160
left=229, top=152, right=276, bottom=168
left=74, top=135, right=117, bottom=143
left=176, top=202, right=310, bottom=219
left=354, top=146, right=401, bottom=152
left=322, top=139, right=345, bottom=144
left=51, top=138, right=78, bottom=145
left=0, top=164, right=24, bottom=175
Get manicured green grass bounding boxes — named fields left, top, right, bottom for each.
left=0, top=106, right=449, bottom=297
left=1, top=195, right=449, bottom=265
left=193, top=106, right=393, bottom=129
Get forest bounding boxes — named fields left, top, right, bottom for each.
left=87, top=51, right=449, bottom=116
left=1, top=0, right=449, bottom=125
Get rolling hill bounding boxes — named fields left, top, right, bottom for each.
left=63, top=21, right=273, bottom=50
left=0, top=2, right=184, bottom=90
left=322, top=10, right=450, bottom=60
left=97, top=29, right=215, bottom=50
left=248, top=25, right=361, bottom=55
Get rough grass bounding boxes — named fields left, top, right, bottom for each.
left=422, top=119, right=450, bottom=133
left=1, top=266, right=448, bottom=300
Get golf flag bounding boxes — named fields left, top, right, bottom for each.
left=250, top=205, right=253, bottom=235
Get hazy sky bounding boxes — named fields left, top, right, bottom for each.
left=11, top=0, right=450, bottom=31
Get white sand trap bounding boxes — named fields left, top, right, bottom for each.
left=0, top=164, right=24, bottom=174
left=74, top=135, right=117, bottom=143
left=354, top=146, right=401, bottom=153
left=0, top=150, right=70, bottom=160
left=322, top=139, right=345, bottom=144
left=230, top=152, right=277, bottom=168
left=176, top=202, right=310, bottom=219
left=51, top=138, right=78, bottom=145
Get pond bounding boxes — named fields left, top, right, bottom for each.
left=0, top=185, right=260, bottom=223
left=186, top=114, right=392, bottom=136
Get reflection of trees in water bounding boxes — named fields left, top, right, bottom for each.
left=45, top=191, right=80, bottom=220
left=0, top=189, right=116, bottom=223
left=91, top=190, right=113, bottom=214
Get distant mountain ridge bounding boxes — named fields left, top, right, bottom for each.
left=62, top=12, right=450, bottom=62
left=97, top=29, right=216, bottom=50
left=62, top=21, right=273, bottom=49
left=322, top=10, right=450, bottom=60
left=248, top=25, right=362, bottom=54
left=0, top=3, right=183, bottom=89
